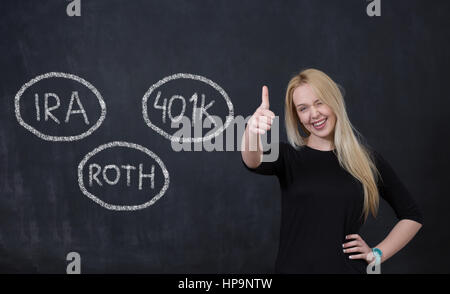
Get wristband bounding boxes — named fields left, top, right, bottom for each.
left=372, top=247, right=382, bottom=264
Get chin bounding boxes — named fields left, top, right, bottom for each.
left=316, top=133, right=332, bottom=138
left=308, top=128, right=333, bottom=139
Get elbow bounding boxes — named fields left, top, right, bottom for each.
left=399, top=209, right=424, bottom=229
left=415, top=214, right=424, bottom=229
left=418, top=223, right=423, bottom=230
left=243, top=158, right=261, bottom=169
left=242, top=152, right=263, bottom=169
left=415, top=221, right=423, bottom=231
left=400, top=218, right=423, bottom=230
left=415, top=220, right=423, bottom=235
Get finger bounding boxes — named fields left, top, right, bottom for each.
left=254, top=114, right=274, bottom=126
left=261, top=85, right=270, bottom=110
left=348, top=254, right=367, bottom=260
left=343, top=246, right=362, bottom=254
left=345, top=234, right=361, bottom=240
left=257, top=109, right=275, bottom=120
left=342, top=240, right=360, bottom=248
left=366, top=252, right=376, bottom=263
left=257, top=121, right=272, bottom=131
left=251, top=118, right=271, bottom=131
left=252, top=114, right=271, bottom=127
left=249, top=126, right=265, bottom=135
left=250, top=117, right=259, bottom=128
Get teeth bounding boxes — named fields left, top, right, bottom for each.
left=313, top=119, right=326, bottom=127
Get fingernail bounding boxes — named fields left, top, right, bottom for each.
left=343, top=249, right=346, bottom=253
left=342, top=244, right=344, bottom=248
left=349, top=256, right=352, bottom=259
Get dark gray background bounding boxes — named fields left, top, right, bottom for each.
left=1, top=0, right=449, bottom=273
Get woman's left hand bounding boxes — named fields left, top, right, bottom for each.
left=342, top=234, right=375, bottom=264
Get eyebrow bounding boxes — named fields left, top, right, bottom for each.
left=296, top=99, right=321, bottom=107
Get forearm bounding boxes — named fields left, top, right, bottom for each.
left=241, top=124, right=263, bottom=168
left=374, top=219, right=423, bottom=264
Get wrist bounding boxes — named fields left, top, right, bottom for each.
left=372, top=247, right=383, bottom=264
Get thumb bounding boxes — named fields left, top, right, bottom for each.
left=261, top=85, right=270, bottom=109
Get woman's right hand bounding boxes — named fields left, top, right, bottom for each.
left=241, top=85, right=276, bottom=168
left=248, top=85, right=276, bottom=135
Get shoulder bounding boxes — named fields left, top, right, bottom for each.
left=280, top=141, right=301, bottom=151
left=279, top=141, right=299, bottom=155
left=364, top=146, right=397, bottom=183
left=371, top=149, right=393, bottom=173
left=265, top=141, right=293, bottom=152
left=278, top=141, right=308, bottom=163
left=262, top=141, right=296, bottom=163
left=364, top=145, right=385, bottom=166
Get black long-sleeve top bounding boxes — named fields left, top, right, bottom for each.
left=242, top=142, right=423, bottom=274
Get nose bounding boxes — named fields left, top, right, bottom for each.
left=311, top=106, right=321, bottom=119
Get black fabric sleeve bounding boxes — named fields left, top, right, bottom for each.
left=372, top=150, right=424, bottom=225
left=241, top=141, right=287, bottom=178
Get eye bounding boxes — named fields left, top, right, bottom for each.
left=317, top=101, right=323, bottom=105
left=299, top=107, right=306, bottom=112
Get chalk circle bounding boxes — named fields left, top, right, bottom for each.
left=14, top=72, right=107, bottom=141
left=142, top=73, right=234, bottom=143
left=78, top=141, right=170, bottom=211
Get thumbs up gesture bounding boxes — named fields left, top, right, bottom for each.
left=249, top=86, right=275, bottom=135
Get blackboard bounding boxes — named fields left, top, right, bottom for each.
left=1, top=0, right=449, bottom=273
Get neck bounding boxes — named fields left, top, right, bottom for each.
left=306, top=135, right=335, bottom=151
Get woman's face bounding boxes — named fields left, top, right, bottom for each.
left=292, top=84, right=337, bottom=140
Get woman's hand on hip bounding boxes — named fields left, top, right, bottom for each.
left=342, top=234, right=375, bottom=264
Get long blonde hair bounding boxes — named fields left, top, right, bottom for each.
left=284, top=68, right=381, bottom=222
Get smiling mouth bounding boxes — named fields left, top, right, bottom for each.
left=312, top=118, right=327, bottom=129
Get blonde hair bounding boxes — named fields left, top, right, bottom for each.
left=284, top=68, right=381, bottom=222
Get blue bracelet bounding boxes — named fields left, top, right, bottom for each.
left=372, top=247, right=382, bottom=264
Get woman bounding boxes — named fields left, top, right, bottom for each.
left=241, top=68, right=423, bottom=274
